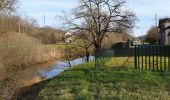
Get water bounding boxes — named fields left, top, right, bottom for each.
left=40, top=56, right=94, bottom=79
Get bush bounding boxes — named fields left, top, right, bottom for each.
left=145, top=26, right=158, bottom=44
left=36, top=27, right=63, bottom=44
left=111, top=42, right=128, bottom=49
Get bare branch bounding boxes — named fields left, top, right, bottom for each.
left=0, top=0, right=18, bottom=13
left=59, top=0, right=136, bottom=52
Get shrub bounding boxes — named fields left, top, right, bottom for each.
left=111, top=42, right=128, bottom=49
left=145, top=26, right=158, bottom=44
left=36, top=27, right=63, bottom=44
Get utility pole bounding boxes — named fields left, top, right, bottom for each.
left=43, top=15, right=46, bottom=27
left=155, top=13, right=158, bottom=27
left=18, top=20, right=21, bottom=34
left=142, top=32, right=144, bottom=44
left=155, top=13, right=159, bottom=44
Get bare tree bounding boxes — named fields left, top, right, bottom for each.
left=0, top=0, right=18, bottom=33
left=145, top=26, right=159, bottom=44
left=62, top=0, right=136, bottom=54
left=73, top=32, right=93, bottom=62
left=0, top=0, right=18, bottom=13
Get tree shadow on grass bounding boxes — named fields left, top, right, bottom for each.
left=13, top=78, right=52, bottom=100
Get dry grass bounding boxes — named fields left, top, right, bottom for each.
left=0, top=33, right=62, bottom=99
left=0, top=33, right=62, bottom=70
left=0, top=33, right=40, bottom=69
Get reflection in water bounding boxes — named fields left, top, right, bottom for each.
left=40, top=56, right=94, bottom=79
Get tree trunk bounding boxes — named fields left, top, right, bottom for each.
left=86, top=53, right=90, bottom=62
left=94, top=43, right=102, bottom=68
left=94, top=43, right=102, bottom=56
left=84, top=48, right=90, bottom=62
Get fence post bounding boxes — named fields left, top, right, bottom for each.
left=156, top=46, right=159, bottom=71
left=168, top=46, right=170, bottom=71
left=163, top=46, right=166, bottom=71
left=145, top=46, right=147, bottom=70
left=138, top=46, right=140, bottom=69
left=152, top=46, right=155, bottom=71
left=160, top=45, right=162, bottom=71
left=149, top=46, right=151, bottom=70
left=134, top=46, right=137, bottom=69
left=164, top=46, right=167, bottom=71
left=141, top=45, right=144, bottom=70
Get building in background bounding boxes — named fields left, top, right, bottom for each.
left=65, top=32, right=74, bottom=43
left=158, top=18, right=170, bottom=45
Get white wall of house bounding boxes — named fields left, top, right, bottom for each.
left=168, top=35, right=170, bottom=45
left=64, top=32, right=73, bottom=43
left=164, top=23, right=170, bottom=28
left=66, top=37, right=73, bottom=43
left=165, top=29, right=170, bottom=45
left=164, top=23, right=170, bottom=45
left=65, top=32, right=72, bottom=36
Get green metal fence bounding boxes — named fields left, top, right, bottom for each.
left=134, top=45, right=170, bottom=71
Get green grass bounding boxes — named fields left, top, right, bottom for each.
left=36, top=57, right=170, bottom=100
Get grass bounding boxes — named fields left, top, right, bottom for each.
left=55, top=44, right=76, bottom=50
left=36, top=55, right=170, bottom=100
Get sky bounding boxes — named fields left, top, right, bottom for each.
left=19, top=0, right=170, bottom=37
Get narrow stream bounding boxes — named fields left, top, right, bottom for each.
left=40, top=56, right=94, bottom=79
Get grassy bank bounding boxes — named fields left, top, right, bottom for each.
left=0, top=33, right=62, bottom=99
left=36, top=57, right=170, bottom=100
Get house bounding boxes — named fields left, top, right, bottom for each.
left=65, top=32, right=72, bottom=36
left=132, top=38, right=142, bottom=46
left=158, top=18, right=170, bottom=45
left=64, top=32, right=74, bottom=43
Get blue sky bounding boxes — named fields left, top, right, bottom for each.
left=19, top=0, right=170, bottom=36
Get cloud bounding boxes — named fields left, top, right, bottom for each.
left=19, top=0, right=76, bottom=27
left=127, top=0, right=170, bottom=36
left=19, top=0, right=170, bottom=36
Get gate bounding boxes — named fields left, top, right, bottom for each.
left=134, top=45, right=170, bottom=71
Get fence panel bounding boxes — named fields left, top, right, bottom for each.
left=134, top=45, right=170, bottom=71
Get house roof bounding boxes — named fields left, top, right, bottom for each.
left=158, top=18, right=170, bottom=28
left=65, top=32, right=72, bottom=36
left=168, top=32, right=170, bottom=36
left=164, top=26, right=170, bottom=31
